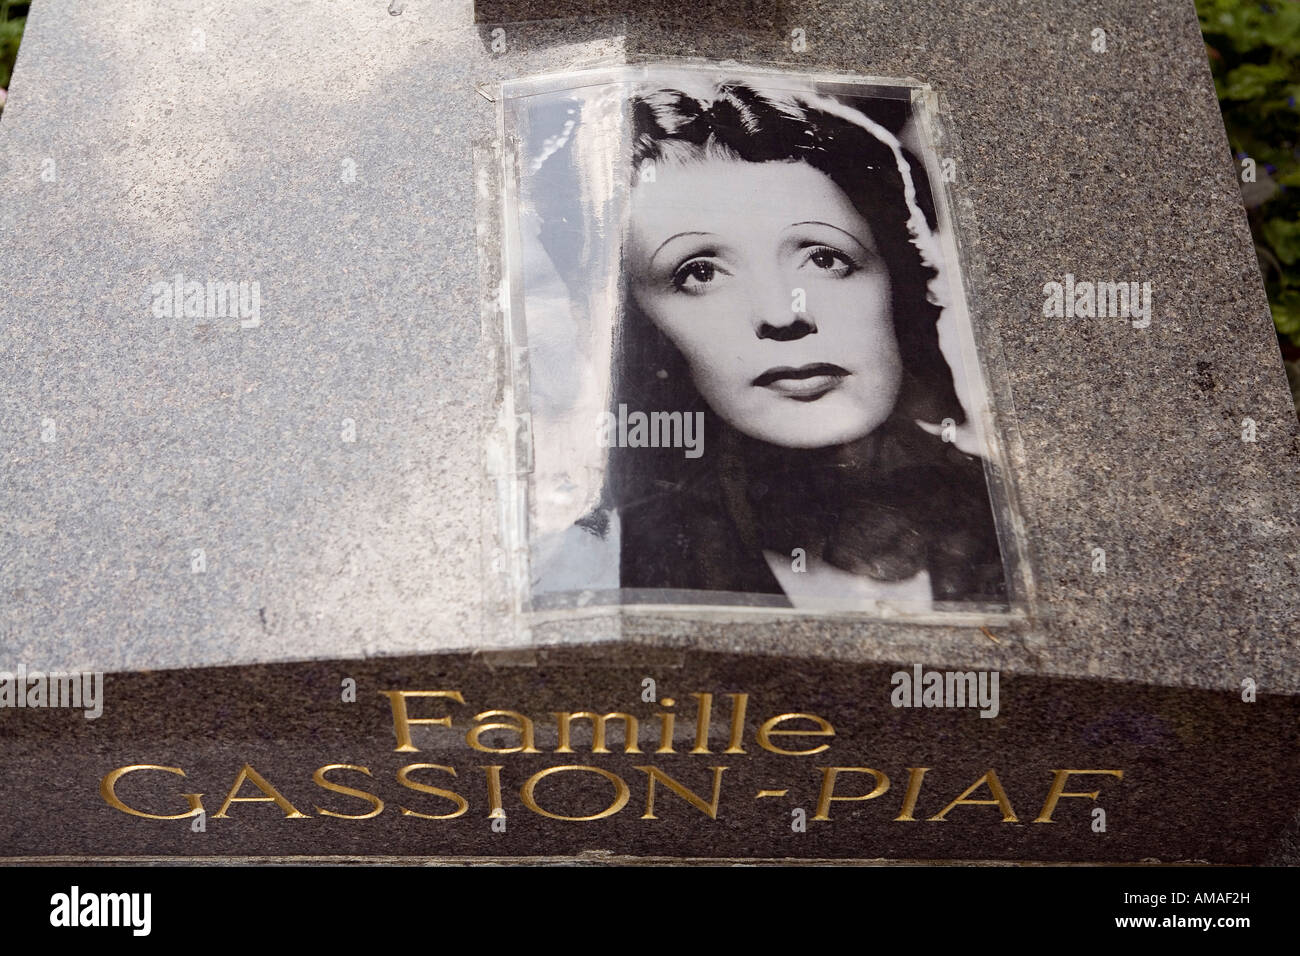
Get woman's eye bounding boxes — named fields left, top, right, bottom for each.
left=672, top=259, right=719, bottom=292
left=805, top=246, right=856, bottom=274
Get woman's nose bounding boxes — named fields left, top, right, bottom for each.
left=754, top=282, right=817, bottom=341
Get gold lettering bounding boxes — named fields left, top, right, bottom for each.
left=757, top=713, right=835, bottom=756
left=313, top=764, right=384, bottom=820
left=894, top=767, right=930, bottom=821
left=812, top=767, right=890, bottom=821
left=1034, top=770, right=1124, bottom=823
left=655, top=707, right=676, bottom=754
left=468, top=710, right=541, bottom=754
left=690, top=692, right=712, bottom=754
left=213, top=764, right=308, bottom=819
left=397, top=764, right=469, bottom=820
left=520, top=765, right=630, bottom=821
left=381, top=690, right=465, bottom=753
left=723, top=693, right=749, bottom=754
left=635, top=766, right=726, bottom=819
left=928, top=770, right=1017, bottom=822
left=481, top=765, right=506, bottom=819
left=553, top=712, right=642, bottom=754
left=99, top=764, right=203, bottom=820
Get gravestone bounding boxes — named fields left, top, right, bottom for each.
left=1, top=0, right=1298, bottom=863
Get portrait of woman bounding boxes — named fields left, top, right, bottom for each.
left=504, top=67, right=1014, bottom=614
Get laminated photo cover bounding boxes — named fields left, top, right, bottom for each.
left=496, top=62, right=1032, bottom=624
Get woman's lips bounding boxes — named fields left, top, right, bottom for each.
left=752, top=363, right=850, bottom=400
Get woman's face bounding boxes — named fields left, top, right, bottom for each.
left=627, top=157, right=902, bottom=449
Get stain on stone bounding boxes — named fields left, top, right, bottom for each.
left=1196, top=360, right=1215, bottom=392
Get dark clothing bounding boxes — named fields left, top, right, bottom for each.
left=616, top=417, right=1009, bottom=605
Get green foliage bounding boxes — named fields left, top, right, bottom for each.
left=0, top=2, right=27, bottom=94
left=1197, top=0, right=1300, bottom=345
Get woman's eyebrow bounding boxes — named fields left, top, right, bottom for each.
left=787, top=220, right=874, bottom=252
left=650, top=231, right=715, bottom=267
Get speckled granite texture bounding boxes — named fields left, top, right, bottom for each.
left=0, top=1, right=1295, bottom=692
left=2, top=651, right=1296, bottom=863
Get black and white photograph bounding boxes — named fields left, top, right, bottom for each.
left=501, top=64, right=1022, bottom=617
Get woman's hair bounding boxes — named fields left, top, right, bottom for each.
left=563, top=79, right=1005, bottom=601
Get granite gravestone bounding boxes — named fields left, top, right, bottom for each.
left=0, top=0, right=1297, bottom=863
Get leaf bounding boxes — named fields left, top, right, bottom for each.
left=1263, top=217, right=1300, bottom=266
left=1222, top=63, right=1290, bottom=100
left=1273, top=290, right=1300, bottom=344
